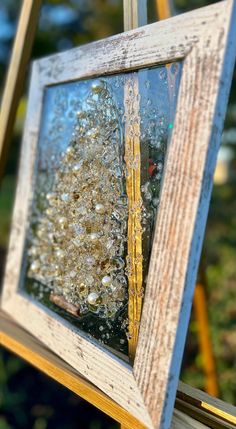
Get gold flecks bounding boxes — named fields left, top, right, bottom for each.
left=124, top=75, right=143, bottom=361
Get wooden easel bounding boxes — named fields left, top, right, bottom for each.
left=0, top=1, right=235, bottom=428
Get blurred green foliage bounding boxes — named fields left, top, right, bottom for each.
left=0, top=1, right=235, bottom=427
left=0, top=176, right=15, bottom=247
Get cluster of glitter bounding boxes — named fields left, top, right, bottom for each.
left=28, top=79, right=128, bottom=319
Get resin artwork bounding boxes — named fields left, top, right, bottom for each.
left=22, top=64, right=182, bottom=357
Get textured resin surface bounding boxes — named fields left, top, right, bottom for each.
left=22, top=63, right=181, bottom=356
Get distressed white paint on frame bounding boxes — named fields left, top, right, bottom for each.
left=1, top=1, right=236, bottom=428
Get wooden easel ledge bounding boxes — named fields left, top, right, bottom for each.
left=0, top=310, right=235, bottom=429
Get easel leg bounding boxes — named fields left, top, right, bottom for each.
left=193, top=283, right=219, bottom=397
left=0, top=0, right=42, bottom=180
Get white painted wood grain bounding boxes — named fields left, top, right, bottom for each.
left=134, top=1, right=236, bottom=429
left=2, top=2, right=236, bottom=428
left=31, top=2, right=228, bottom=86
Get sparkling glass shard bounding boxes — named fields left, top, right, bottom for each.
left=21, top=63, right=182, bottom=359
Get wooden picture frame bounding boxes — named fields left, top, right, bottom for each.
left=1, top=1, right=236, bottom=428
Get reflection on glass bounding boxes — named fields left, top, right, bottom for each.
left=22, top=63, right=182, bottom=358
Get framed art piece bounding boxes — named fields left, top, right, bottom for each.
left=1, top=1, right=236, bottom=428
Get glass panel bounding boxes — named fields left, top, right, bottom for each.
left=21, top=63, right=182, bottom=359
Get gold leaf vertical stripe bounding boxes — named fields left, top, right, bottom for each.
left=124, top=74, right=143, bottom=361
